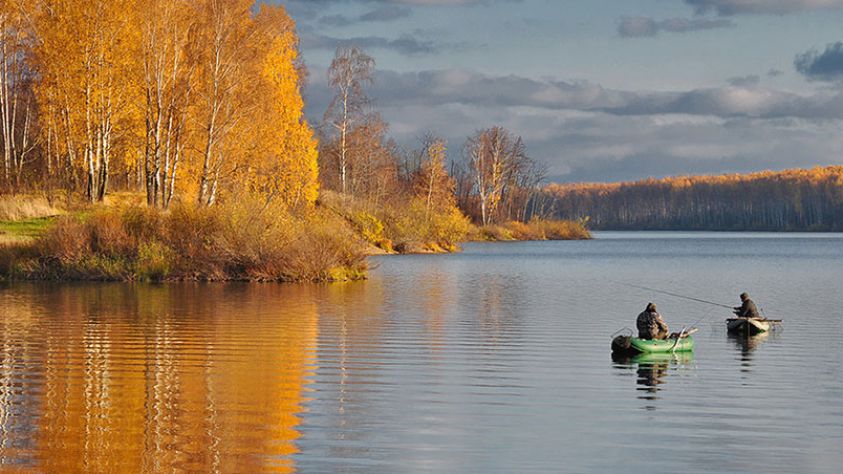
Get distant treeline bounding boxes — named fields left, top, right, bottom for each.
left=546, top=167, right=843, bottom=231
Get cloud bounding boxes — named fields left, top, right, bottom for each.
left=727, top=75, right=761, bottom=86
left=618, top=16, right=735, bottom=37
left=317, top=6, right=413, bottom=26
left=306, top=67, right=843, bottom=120
left=795, top=42, right=843, bottom=81
left=685, top=0, right=843, bottom=16
left=767, top=68, right=784, bottom=77
left=303, top=67, right=843, bottom=182
left=300, top=31, right=447, bottom=55
left=360, top=5, right=413, bottom=21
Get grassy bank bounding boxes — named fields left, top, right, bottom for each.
left=0, top=195, right=64, bottom=245
left=0, top=197, right=368, bottom=283
left=471, top=219, right=592, bottom=242
left=0, top=217, right=56, bottom=245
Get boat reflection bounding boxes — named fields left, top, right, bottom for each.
left=729, top=330, right=775, bottom=373
left=613, top=352, right=695, bottom=405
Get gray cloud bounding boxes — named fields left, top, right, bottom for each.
left=727, top=75, right=761, bottom=86
left=304, top=67, right=843, bottom=182
left=685, top=0, right=843, bottom=15
left=306, top=68, right=843, bottom=120
left=300, top=31, right=446, bottom=55
left=618, top=16, right=735, bottom=37
left=767, top=68, right=784, bottom=77
left=318, top=5, right=413, bottom=26
left=795, top=42, right=843, bottom=81
left=360, top=5, right=413, bottom=21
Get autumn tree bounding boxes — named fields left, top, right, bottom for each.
left=243, top=3, right=319, bottom=207
left=0, top=1, right=38, bottom=191
left=33, top=0, right=141, bottom=202
left=191, top=0, right=256, bottom=206
left=324, top=46, right=374, bottom=195
left=140, top=0, right=193, bottom=208
left=413, top=135, right=455, bottom=221
left=464, top=127, right=528, bottom=225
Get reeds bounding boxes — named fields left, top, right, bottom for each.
left=0, top=195, right=62, bottom=221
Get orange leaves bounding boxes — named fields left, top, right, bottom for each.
left=241, top=5, right=319, bottom=207
left=14, top=0, right=317, bottom=208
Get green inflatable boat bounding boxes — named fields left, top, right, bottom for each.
left=629, top=336, right=694, bottom=353
left=612, top=331, right=696, bottom=356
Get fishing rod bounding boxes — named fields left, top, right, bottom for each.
left=612, top=281, right=733, bottom=309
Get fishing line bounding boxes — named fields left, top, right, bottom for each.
left=611, top=280, right=733, bottom=309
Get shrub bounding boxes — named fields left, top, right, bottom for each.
left=281, top=213, right=368, bottom=281
left=137, top=241, right=173, bottom=281
left=1, top=195, right=369, bottom=282
left=39, top=216, right=92, bottom=263
left=351, top=211, right=392, bottom=251
left=474, top=219, right=591, bottom=241
left=386, top=198, right=470, bottom=252
left=476, top=224, right=515, bottom=241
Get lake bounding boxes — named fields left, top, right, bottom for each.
left=0, top=232, right=841, bottom=473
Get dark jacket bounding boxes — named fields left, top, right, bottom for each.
left=637, top=310, right=669, bottom=340
left=733, top=299, right=760, bottom=319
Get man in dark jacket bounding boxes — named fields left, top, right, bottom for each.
left=637, top=302, right=669, bottom=340
left=733, top=292, right=761, bottom=319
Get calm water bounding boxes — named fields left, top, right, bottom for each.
left=0, top=232, right=842, bottom=473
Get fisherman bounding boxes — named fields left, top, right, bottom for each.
left=733, top=292, right=761, bottom=319
left=636, top=302, right=670, bottom=340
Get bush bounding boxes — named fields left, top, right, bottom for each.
left=137, top=241, right=173, bottom=281
left=473, top=219, right=591, bottom=241
left=351, top=211, right=392, bottom=252
left=1, top=196, right=369, bottom=282
left=386, top=198, right=470, bottom=253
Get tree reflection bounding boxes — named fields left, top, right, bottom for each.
left=0, top=283, right=318, bottom=473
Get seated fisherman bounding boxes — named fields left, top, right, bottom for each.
left=636, top=302, right=669, bottom=340
left=733, top=292, right=761, bottom=319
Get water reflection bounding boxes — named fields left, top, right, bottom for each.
left=0, top=283, right=318, bottom=473
left=613, top=352, right=695, bottom=407
left=729, top=331, right=774, bottom=373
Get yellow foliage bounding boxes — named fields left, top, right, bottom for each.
left=241, top=5, right=319, bottom=208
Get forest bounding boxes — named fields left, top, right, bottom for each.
left=547, top=167, right=843, bottom=231
left=0, top=0, right=587, bottom=282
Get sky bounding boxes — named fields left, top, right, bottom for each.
left=271, top=0, right=843, bottom=183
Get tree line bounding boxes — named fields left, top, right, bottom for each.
left=546, top=167, right=843, bottom=231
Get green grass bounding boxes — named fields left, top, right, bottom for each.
left=0, top=217, right=54, bottom=244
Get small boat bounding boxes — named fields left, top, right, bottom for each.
left=630, top=336, right=695, bottom=353
left=726, top=317, right=778, bottom=335
left=612, top=329, right=696, bottom=356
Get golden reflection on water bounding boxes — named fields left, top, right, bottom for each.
left=0, top=283, right=318, bottom=473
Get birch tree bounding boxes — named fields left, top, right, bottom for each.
left=0, top=1, right=38, bottom=191
left=324, top=46, right=374, bottom=195
left=140, top=0, right=193, bottom=208
left=413, top=136, right=455, bottom=221
left=192, top=0, right=255, bottom=206
left=466, top=127, right=528, bottom=225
